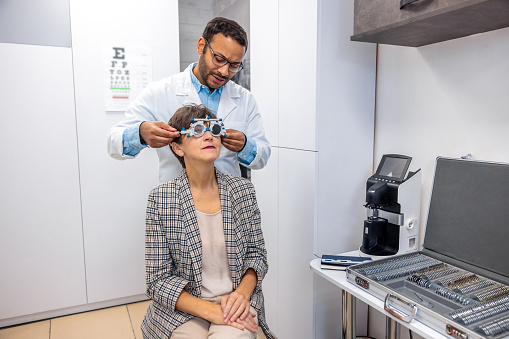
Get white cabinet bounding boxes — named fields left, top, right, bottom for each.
left=0, top=0, right=180, bottom=327
left=251, top=148, right=279, bottom=334
left=0, top=43, right=87, bottom=323
left=251, top=1, right=376, bottom=338
left=278, top=0, right=318, bottom=151
left=277, top=149, right=316, bottom=338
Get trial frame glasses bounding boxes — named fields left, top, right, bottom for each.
left=179, top=117, right=227, bottom=138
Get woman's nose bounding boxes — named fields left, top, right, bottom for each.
left=203, top=130, right=213, bottom=140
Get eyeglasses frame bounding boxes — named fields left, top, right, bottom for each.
left=203, top=38, right=244, bottom=73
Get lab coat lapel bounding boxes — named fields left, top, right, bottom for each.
left=217, top=170, right=241, bottom=286
left=217, top=83, right=239, bottom=120
left=176, top=65, right=201, bottom=105
left=179, top=172, right=203, bottom=291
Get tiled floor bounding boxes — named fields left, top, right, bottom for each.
left=0, top=300, right=151, bottom=339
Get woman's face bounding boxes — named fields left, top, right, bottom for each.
left=173, top=123, right=221, bottom=166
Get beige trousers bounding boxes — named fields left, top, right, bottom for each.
left=170, top=296, right=258, bottom=339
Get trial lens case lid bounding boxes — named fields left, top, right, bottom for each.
left=422, top=157, right=509, bottom=286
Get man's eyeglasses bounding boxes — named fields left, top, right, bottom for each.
left=204, top=38, right=244, bottom=73
left=179, top=117, right=227, bottom=138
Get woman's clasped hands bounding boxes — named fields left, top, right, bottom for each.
left=220, top=291, right=258, bottom=333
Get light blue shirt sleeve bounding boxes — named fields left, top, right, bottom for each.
left=237, top=135, right=257, bottom=166
left=122, top=121, right=148, bottom=157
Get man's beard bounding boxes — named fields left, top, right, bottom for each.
left=198, top=53, right=230, bottom=91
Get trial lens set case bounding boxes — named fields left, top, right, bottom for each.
left=346, top=158, right=509, bottom=339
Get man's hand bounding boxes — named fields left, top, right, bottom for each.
left=221, top=129, right=246, bottom=152
left=139, top=121, right=180, bottom=148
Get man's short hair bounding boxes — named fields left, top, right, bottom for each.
left=169, top=104, right=217, bottom=168
left=202, top=17, right=248, bottom=51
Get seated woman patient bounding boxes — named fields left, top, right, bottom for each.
left=141, top=104, right=274, bottom=339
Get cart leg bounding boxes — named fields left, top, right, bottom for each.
left=341, top=290, right=356, bottom=339
left=386, top=316, right=400, bottom=339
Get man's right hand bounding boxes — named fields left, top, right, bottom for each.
left=139, top=121, right=180, bottom=148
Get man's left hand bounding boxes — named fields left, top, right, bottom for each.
left=221, top=129, right=246, bottom=152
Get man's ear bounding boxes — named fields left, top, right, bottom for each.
left=171, top=142, right=185, bottom=157
left=197, top=37, right=206, bottom=55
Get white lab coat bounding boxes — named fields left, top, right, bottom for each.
left=107, top=64, right=271, bottom=183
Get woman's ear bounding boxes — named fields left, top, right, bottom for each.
left=171, top=142, right=185, bottom=157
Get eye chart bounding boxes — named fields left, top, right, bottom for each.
left=104, top=44, right=152, bottom=112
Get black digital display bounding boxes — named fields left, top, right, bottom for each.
left=374, top=154, right=412, bottom=182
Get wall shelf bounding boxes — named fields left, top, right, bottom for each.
left=351, top=0, right=509, bottom=47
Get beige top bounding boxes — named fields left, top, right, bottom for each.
left=196, top=210, right=233, bottom=298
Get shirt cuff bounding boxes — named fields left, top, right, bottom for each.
left=237, top=136, right=257, bottom=166
left=122, top=122, right=148, bottom=157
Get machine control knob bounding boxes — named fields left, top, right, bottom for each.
left=406, top=217, right=417, bottom=230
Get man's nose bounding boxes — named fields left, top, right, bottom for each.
left=217, top=63, right=229, bottom=76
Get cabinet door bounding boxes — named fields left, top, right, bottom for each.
left=253, top=147, right=315, bottom=339
left=277, top=148, right=316, bottom=339
left=251, top=0, right=279, bottom=147
left=251, top=147, right=279, bottom=334
left=0, top=43, right=87, bottom=322
left=278, top=0, right=317, bottom=151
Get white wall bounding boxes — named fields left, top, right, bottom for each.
left=70, top=0, right=179, bottom=304
left=370, top=26, right=509, bottom=339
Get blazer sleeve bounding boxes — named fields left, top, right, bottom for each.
left=145, top=189, right=189, bottom=312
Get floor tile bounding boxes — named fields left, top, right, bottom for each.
left=126, top=300, right=150, bottom=339
left=50, top=305, right=134, bottom=339
left=0, top=320, right=50, bottom=339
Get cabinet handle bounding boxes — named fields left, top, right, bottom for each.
left=400, top=0, right=420, bottom=9
left=384, top=293, right=418, bottom=323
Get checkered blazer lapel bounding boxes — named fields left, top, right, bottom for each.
left=177, top=171, right=203, bottom=293
left=216, top=169, right=242, bottom=287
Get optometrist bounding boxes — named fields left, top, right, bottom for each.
left=107, top=17, right=271, bottom=183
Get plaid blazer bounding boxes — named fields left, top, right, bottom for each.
left=141, top=169, right=274, bottom=339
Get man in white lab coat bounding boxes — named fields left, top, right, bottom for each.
left=107, top=17, right=271, bottom=183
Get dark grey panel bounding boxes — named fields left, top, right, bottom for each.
left=352, top=0, right=509, bottom=47
left=0, top=0, right=71, bottom=47
left=423, top=158, right=509, bottom=280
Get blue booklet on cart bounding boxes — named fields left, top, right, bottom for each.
left=320, top=254, right=372, bottom=271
